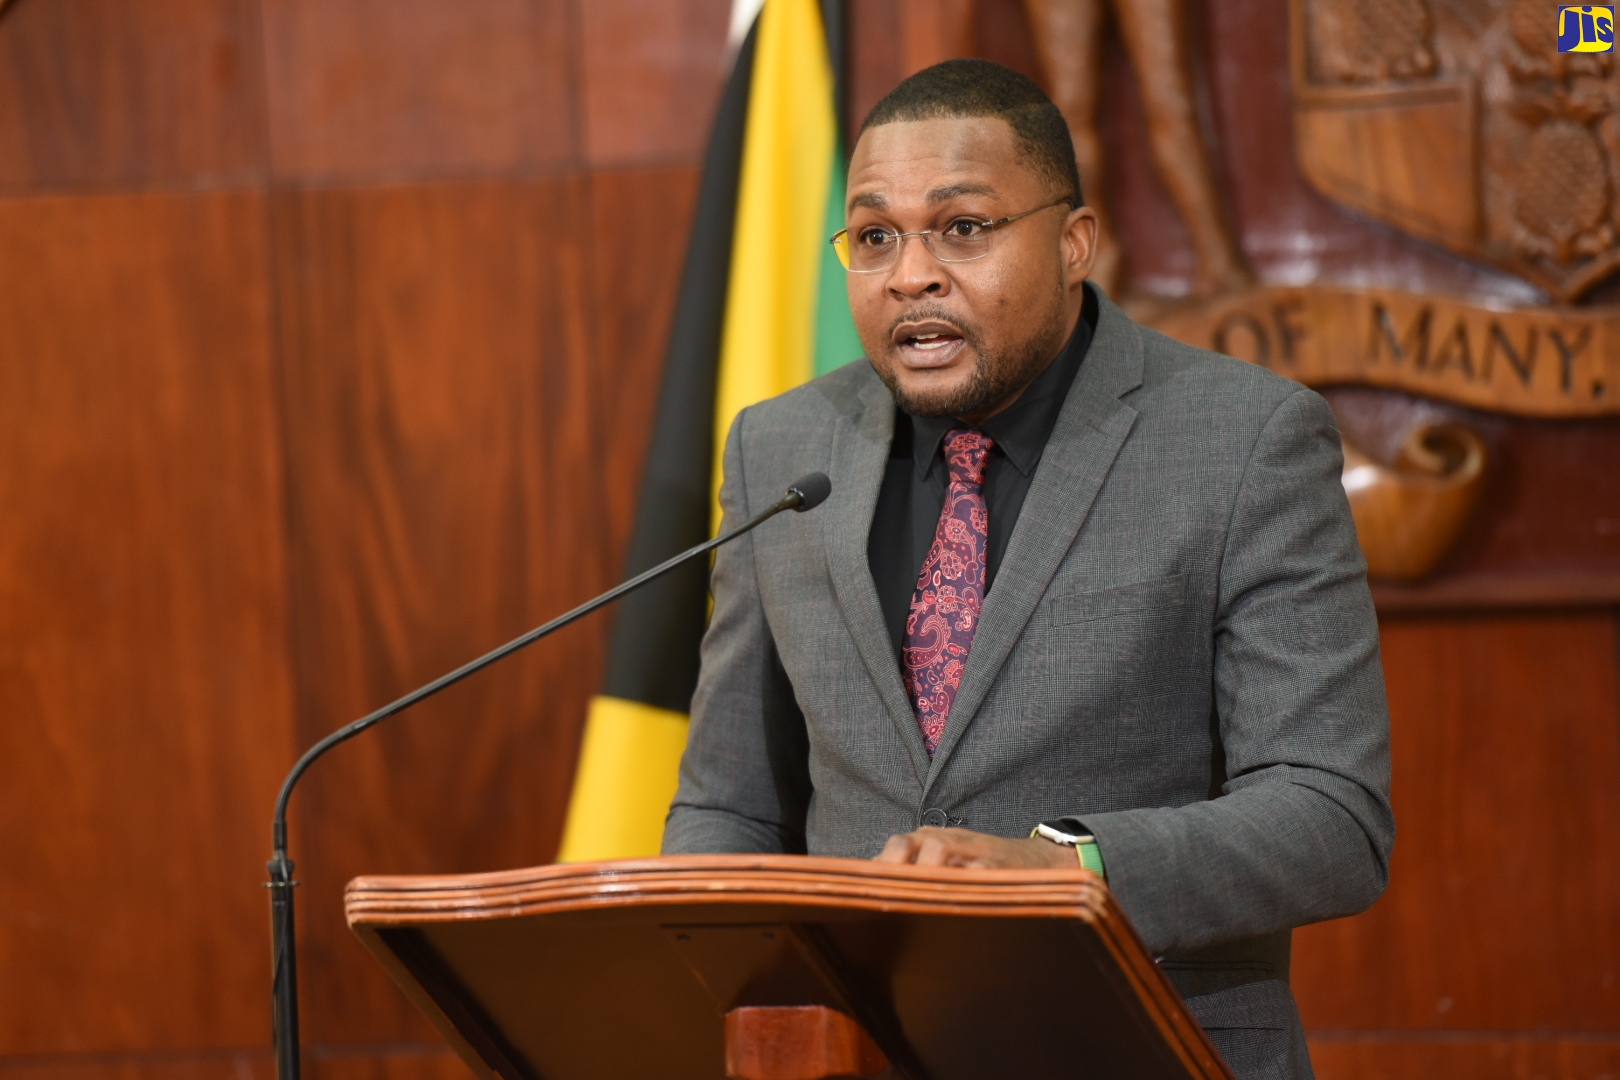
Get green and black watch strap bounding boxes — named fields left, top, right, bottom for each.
left=1031, top=819, right=1106, bottom=877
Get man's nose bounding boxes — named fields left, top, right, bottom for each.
left=885, top=234, right=950, bottom=299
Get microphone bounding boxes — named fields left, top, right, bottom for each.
left=266, top=472, right=831, bottom=1080
left=787, top=471, right=830, bottom=512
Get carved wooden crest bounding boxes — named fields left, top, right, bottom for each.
left=1293, top=0, right=1620, bottom=301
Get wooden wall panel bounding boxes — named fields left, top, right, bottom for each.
left=0, top=1046, right=473, bottom=1080
left=1294, top=612, right=1620, bottom=1036
left=972, top=0, right=1043, bottom=84
left=269, top=178, right=610, bottom=1043
left=577, top=1, right=729, bottom=168
left=259, top=0, right=578, bottom=181
left=846, top=0, right=1047, bottom=159
left=848, top=0, right=903, bottom=137
left=896, top=0, right=975, bottom=85
left=0, top=0, right=267, bottom=192
left=304, top=1049, right=470, bottom=1080
left=1309, top=1038, right=1620, bottom=1080
left=0, top=191, right=293, bottom=1050
left=0, top=1054, right=272, bottom=1080
left=587, top=166, right=701, bottom=561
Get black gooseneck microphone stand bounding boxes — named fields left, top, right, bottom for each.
left=266, top=472, right=832, bottom=1080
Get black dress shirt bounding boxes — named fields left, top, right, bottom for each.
left=868, top=291, right=1097, bottom=658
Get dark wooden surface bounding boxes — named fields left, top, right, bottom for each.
left=1, top=2, right=1616, bottom=1079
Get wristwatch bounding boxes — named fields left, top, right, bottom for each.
left=1030, top=818, right=1106, bottom=877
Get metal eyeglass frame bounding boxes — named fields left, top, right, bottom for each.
left=830, top=197, right=1076, bottom=273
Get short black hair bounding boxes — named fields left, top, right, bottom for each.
left=859, top=58, right=1082, bottom=205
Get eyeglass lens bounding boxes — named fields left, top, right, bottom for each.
left=835, top=225, right=992, bottom=272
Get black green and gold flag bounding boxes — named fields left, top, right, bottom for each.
left=557, top=0, right=860, bottom=860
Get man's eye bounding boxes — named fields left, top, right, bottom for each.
left=858, top=228, right=898, bottom=247
left=944, top=219, right=987, bottom=239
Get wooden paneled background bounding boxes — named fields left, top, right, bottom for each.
left=0, top=2, right=1614, bottom=1080
left=0, top=0, right=717, bottom=1076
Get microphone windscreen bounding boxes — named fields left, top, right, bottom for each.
left=787, top=472, right=832, bottom=511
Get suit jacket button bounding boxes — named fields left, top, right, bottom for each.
left=922, top=808, right=949, bottom=828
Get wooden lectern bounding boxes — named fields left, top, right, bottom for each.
left=346, top=855, right=1235, bottom=1080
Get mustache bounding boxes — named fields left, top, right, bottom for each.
left=886, top=304, right=978, bottom=343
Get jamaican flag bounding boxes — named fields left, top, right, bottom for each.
left=556, top=0, right=862, bottom=861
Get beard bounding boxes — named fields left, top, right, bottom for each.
left=872, top=297, right=1070, bottom=420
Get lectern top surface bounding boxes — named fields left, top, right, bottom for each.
left=346, top=855, right=1232, bottom=1080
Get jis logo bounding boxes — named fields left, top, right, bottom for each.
left=1558, top=6, right=1615, bottom=52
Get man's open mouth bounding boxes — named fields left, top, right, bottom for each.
left=893, top=320, right=968, bottom=366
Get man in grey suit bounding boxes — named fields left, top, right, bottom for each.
left=663, top=59, right=1392, bottom=1079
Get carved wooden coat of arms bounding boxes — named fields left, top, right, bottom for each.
left=1018, top=0, right=1620, bottom=580
left=1294, top=0, right=1620, bottom=302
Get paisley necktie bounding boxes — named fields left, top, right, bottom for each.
left=903, top=428, right=994, bottom=757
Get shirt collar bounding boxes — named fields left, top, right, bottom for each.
left=906, top=293, right=1095, bottom=480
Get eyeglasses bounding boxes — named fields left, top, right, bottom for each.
left=830, top=198, right=1074, bottom=273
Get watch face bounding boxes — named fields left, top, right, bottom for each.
left=1039, top=821, right=1093, bottom=844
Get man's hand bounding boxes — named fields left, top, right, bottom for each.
left=874, top=826, right=1078, bottom=869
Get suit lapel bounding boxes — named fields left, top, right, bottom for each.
left=823, top=373, right=932, bottom=784
left=924, top=289, right=1146, bottom=790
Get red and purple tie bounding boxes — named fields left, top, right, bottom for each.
left=903, top=429, right=994, bottom=756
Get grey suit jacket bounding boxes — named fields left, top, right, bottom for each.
left=663, top=287, right=1393, bottom=1079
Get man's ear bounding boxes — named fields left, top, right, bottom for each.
left=1063, top=205, right=1100, bottom=286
